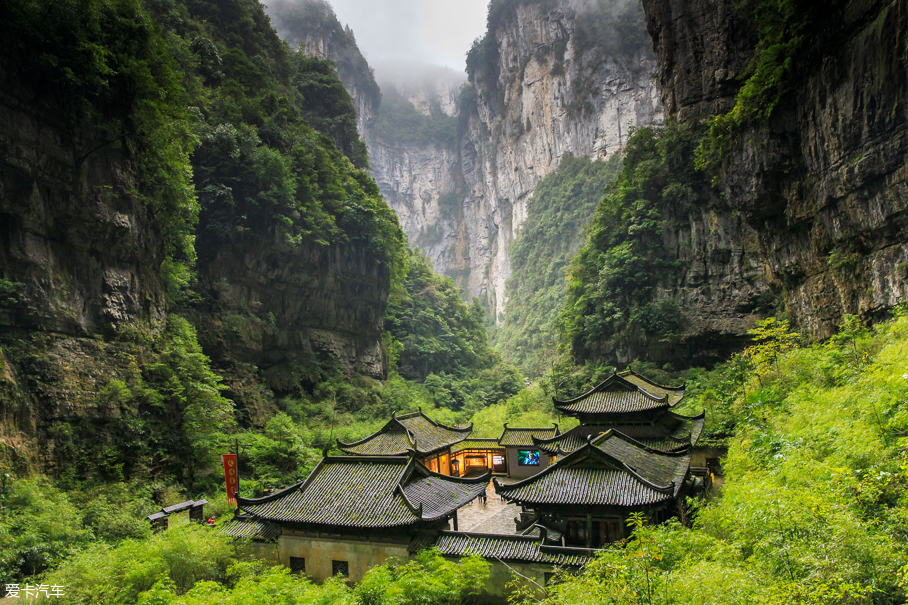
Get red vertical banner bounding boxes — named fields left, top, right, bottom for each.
left=222, top=454, right=238, bottom=506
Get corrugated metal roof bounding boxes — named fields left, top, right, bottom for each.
left=498, top=426, right=559, bottom=447
left=432, top=532, right=594, bottom=567
left=218, top=518, right=281, bottom=540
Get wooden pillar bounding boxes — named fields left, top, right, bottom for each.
left=585, top=514, right=592, bottom=548
left=453, top=510, right=458, bottom=531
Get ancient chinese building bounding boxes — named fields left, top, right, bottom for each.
left=336, top=410, right=471, bottom=475
left=495, top=430, right=695, bottom=547
left=222, top=453, right=488, bottom=581
left=532, top=371, right=704, bottom=455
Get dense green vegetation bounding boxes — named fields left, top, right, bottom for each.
left=264, top=0, right=381, bottom=111
left=493, top=154, right=622, bottom=375
left=374, top=88, right=459, bottom=148
left=560, top=122, right=714, bottom=365
left=385, top=248, right=522, bottom=412
left=515, top=311, right=908, bottom=604
left=1, top=0, right=198, bottom=293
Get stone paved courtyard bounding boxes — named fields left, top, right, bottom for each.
left=452, top=478, right=522, bottom=534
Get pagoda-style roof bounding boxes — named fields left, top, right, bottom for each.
left=533, top=411, right=705, bottom=455
left=218, top=517, right=281, bottom=540
left=494, top=431, right=690, bottom=508
left=552, top=371, right=684, bottom=420
left=337, top=411, right=472, bottom=456
left=429, top=531, right=596, bottom=567
left=236, top=454, right=488, bottom=528
left=498, top=424, right=560, bottom=447
left=451, top=438, right=502, bottom=453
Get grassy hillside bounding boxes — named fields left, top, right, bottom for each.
left=517, top=310, right=908, bottom=604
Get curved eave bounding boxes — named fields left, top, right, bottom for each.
left=494, top=442, right=677, bottom=506
left=336, top=419, right=416, bottom=450
left=619, top=370, right=686, bottom=404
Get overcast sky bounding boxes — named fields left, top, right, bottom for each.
left=326, top=0, right=489, bottom=73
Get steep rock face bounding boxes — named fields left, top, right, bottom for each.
left=370, top=0, right=664, bottom=317
left=192, top=238, right=389, bottom=384
left=0, top=69, right=168, bottom=472
left=299, top=30, right=378, bottom=137
left=643, top=0, right=908, bottom=337
left=0, top=74, right=166, bottom=338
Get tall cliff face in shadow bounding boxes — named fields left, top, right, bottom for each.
left=0, top=0, right=403, bottom=475
left=642, top=0, right=908, bottom=338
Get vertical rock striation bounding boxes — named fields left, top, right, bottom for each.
left=643, top=0, right=908, bottom=337
left=366, top=0, right=664, bottom=318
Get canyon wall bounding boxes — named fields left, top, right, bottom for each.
left=371, top=0, right=664, bottom=318
left=642, top=0, right=908, bottom=338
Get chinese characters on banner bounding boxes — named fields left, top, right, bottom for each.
left=5, top=584, right=65, bottom=598
left=222, top=453, right=239, bottom=506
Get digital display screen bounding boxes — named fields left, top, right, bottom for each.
left=492, top=455, right=505, bottom=465
left=517, top=450, right=540, bottom=466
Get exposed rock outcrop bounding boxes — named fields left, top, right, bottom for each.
left=368, top=0, right=664, bottom=318
left=0, top=71, right=166, bottom=338
left=643, top=0, right=908, bottom=338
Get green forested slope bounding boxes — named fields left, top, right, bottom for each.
left=493, top=154, right=621, bottom=375
left=516, top=311, right=908, bottom=604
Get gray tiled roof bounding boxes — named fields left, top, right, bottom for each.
left=620, top=371, right=684, bottom=405
left=451, top=438, right=501, bottom=453
left=403, top=475, right=488, bottom=520
left=553, top=372, right=684, bottom=416
left=432, top=532, right=594, bottom=567
left=591, top=432, right=690, bottom=493
left=521, top=523, right=564, bottom=542
left=339, top=431, right=414, bottom=455
left=218, top=518, right=281, bottom=540
left=495, top=433, right=691, bottom=507
left=497, top=465, right=673, bottom=506
left=338, top=411, right=471, bottom=456
left=236, top=455, right=487, bottom=528
left=498, top=426, right=559, bottom=447
left=533, top=412, right=704, bottom=455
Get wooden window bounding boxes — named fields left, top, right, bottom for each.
left=289, top=557, right=305, bottom=574
left=332, top=560, right=349, bottom=577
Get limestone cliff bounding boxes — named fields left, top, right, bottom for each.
left=642, top=0, right=908, bottom=338
left=368, top=0, right=664, bottom=318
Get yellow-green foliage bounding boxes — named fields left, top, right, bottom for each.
left=47, top=525, right=235, bottom=605
left=47, top=538, right=487, bottom=605
left=470, top=384, right=578, bottom=437
left=517, top=314, right=908, bottom=604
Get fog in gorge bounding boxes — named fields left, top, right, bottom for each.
left=265, top=0, right=488, bottom=73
